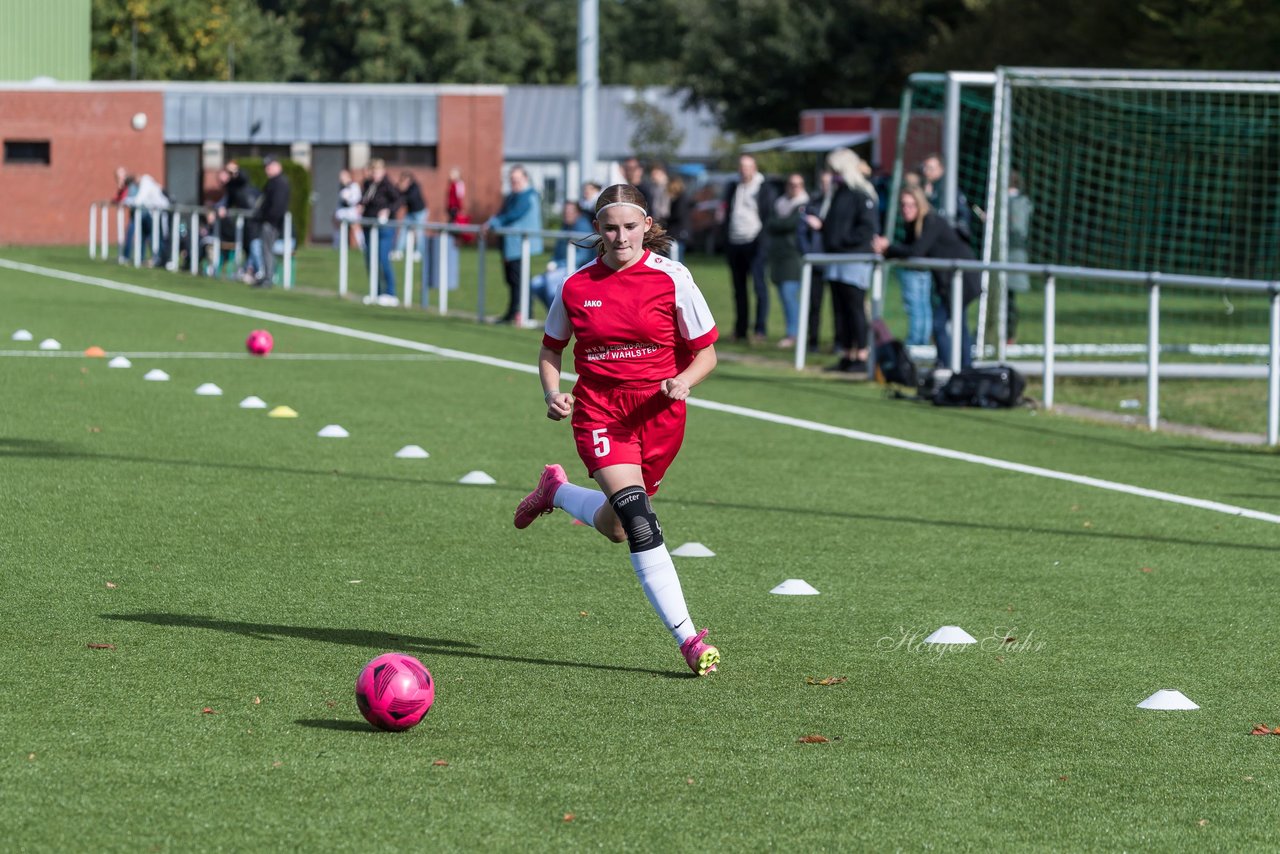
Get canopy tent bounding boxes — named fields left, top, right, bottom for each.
left=741, top=131, right=872, bottom=153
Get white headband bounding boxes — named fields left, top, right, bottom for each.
left=594, top=201, right=649, bottom=219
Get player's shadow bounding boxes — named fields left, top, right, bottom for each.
left=669, top=500, right=1279, bottom=554
left=294, top=719, right=373, bottom=732
left=100, top=613, right=684, bottom=678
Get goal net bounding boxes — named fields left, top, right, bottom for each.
left=986, top=69, right=1279, bottom=365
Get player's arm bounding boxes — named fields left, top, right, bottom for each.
left=538, top=345, right=574, bottom=421
left=662, top=345, right=716, bottom=401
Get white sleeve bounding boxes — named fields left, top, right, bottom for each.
left=543, top=287, right=571, bottom=346
left=671, top=263, right=717, bottom=345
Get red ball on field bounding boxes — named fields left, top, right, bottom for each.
left=355, top=653, right=435, bottom=732
left=246, top=329, right=273, bottom=356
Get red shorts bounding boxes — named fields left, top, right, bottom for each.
left=571, top=381, right=686, bottom=496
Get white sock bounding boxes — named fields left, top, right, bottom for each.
left=553, top=482, right=607, bottom=527
left=630, top=545, right=696, bottom=645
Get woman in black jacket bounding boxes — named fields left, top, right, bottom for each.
left=874, top=185, right=981, bottom=369
left=807, top=148, right=879, bottom=373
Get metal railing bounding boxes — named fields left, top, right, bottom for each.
left=89, top=200, right=295, bottom=289
left=86, top=200, right=1278, bottom=444
left=799, top=253, right=1280, bottom=445
left=334, top=217, right=651, bottom=323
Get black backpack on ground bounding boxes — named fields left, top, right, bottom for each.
left=870, top=319, right=918, bottom=389
left=875, top=339, right=918, bottom=388
left=932, top=365, right=1026, bottom=408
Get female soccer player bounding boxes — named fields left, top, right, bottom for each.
left=513, top=183, right=721, bottom=676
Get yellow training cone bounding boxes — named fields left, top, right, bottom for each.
left=267, top=405, right=298, bottom=419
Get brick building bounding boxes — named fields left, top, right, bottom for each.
left=0, top=81, right=505, bottom=246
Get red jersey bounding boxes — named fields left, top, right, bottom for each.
left=542, top=250, right=718, bottom=386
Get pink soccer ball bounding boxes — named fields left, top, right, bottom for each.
left=355, top=653, right=435, bottom=732
left=245, top=329, right=273, bottom=356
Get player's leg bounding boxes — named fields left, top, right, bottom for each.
left=514, top=461, right=618, bottom=531
left=594, top=462, right=718, bottom=676
left=636, top=398, right=719, bottom=675
left=513, top=386, right=623, bottom=533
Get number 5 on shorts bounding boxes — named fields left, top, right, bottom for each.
left=591, top=428, right=611, bottom=458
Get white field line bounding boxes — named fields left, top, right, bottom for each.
left=5, top=256, right=1278, bottom=526
left=0, top=349, right=444, bottom=361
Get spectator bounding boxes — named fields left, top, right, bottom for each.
left=446, top=167, right=466, bottom=222
left=116, top=174, right=137, bottom=263
left=530, top=199, right=594, bottom=310
left=873, top=186, right=982, bottom=370
left=722, top=153, right=778, bottom=343
left=221, top=161, right=263, bottom=281
left=921, top=153, right=972, bottom=244
left=485, top=164, right=543, bottom=324
left=648, top=164, right=672, bottom=226
left=765, top=173, right=811, bottom=348
left=581, top=181, right=602, bottom=210
left=254, top=155, right=291, bottom=288
left=806, top=148, right=878, bottom=373
left=125, top=174, right=171, bottom=266
left=112, top=166, right=130, bottom=204
left=665, top=176, right=693, bottom=258
left=622, top=157, right=654, bottom=210
left=896, top=170, right=934, bottom=346
left=360, top=158, right=401, bottom=299
left=334, top=169, right=364, bottom=250
left=394, top=171, right=428, bottom=260
left=1005, top=170, right=1033, bottom=345
left=805, top=169, right=833, bottom=352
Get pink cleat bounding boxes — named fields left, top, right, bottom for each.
left=513, top=464, right=568, bottom=529
left=680, top=629, right=720, bottom=676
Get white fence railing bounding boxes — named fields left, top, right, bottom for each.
left=88, top=202, right=1275, bottom=444
left=90, top=200, right=294, bottom=289
left=333, top=217, right=675, bottom=324
left=799, top=253, right=1280, bottom=445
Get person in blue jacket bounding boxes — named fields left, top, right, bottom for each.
left=485, top=165, right=544, bottom=324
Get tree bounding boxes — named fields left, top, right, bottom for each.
left=626, top=98, right=685, bottom=165
left=273, top=0, right=468, bottom=84
left=923, top=0, right=1280, bottom=72
left=92, top=0, right=304, bottom=81
left=670, top=0, right=974, bottom=135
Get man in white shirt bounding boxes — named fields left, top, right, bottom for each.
left=722, top=154, right=778, bottom=342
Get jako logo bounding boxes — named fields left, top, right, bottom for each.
left=583, top=300, right=603, bottom=307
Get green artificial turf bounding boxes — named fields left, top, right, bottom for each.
left=2, top=250, right=1279, bottom=851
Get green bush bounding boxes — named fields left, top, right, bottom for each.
left=236, top=157, right=312, bottom=245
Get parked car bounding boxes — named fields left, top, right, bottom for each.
left=687, top=172, right=735, bottom=255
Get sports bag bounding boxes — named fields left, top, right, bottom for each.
left=874, top=339, right=918, bottom=388
left=932, top=365, right=1026, bottom=408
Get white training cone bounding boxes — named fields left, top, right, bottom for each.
left=394, top=444, right=430, bottom=459
left=458, top=470, right=496, bottom=485
left=12, top=329, right=33, bottom=341
left=770, top=579, right=820, bottom=595
left=143, top=369, right=170, bottom=382
left=317, top=424, right=350, bottom=438
left=1137, top=689, right=1200, bottom=710
left=38, top=338, right=61, bottom=351
left=194, top=383, right=223, bottom=396
left=672, top=542, right=716, bottom=557
left=239, top=395, right=267, bottom=409
left=923, top=626, right=978, bottom=645
left=107, top=356, right=132, bottom=368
